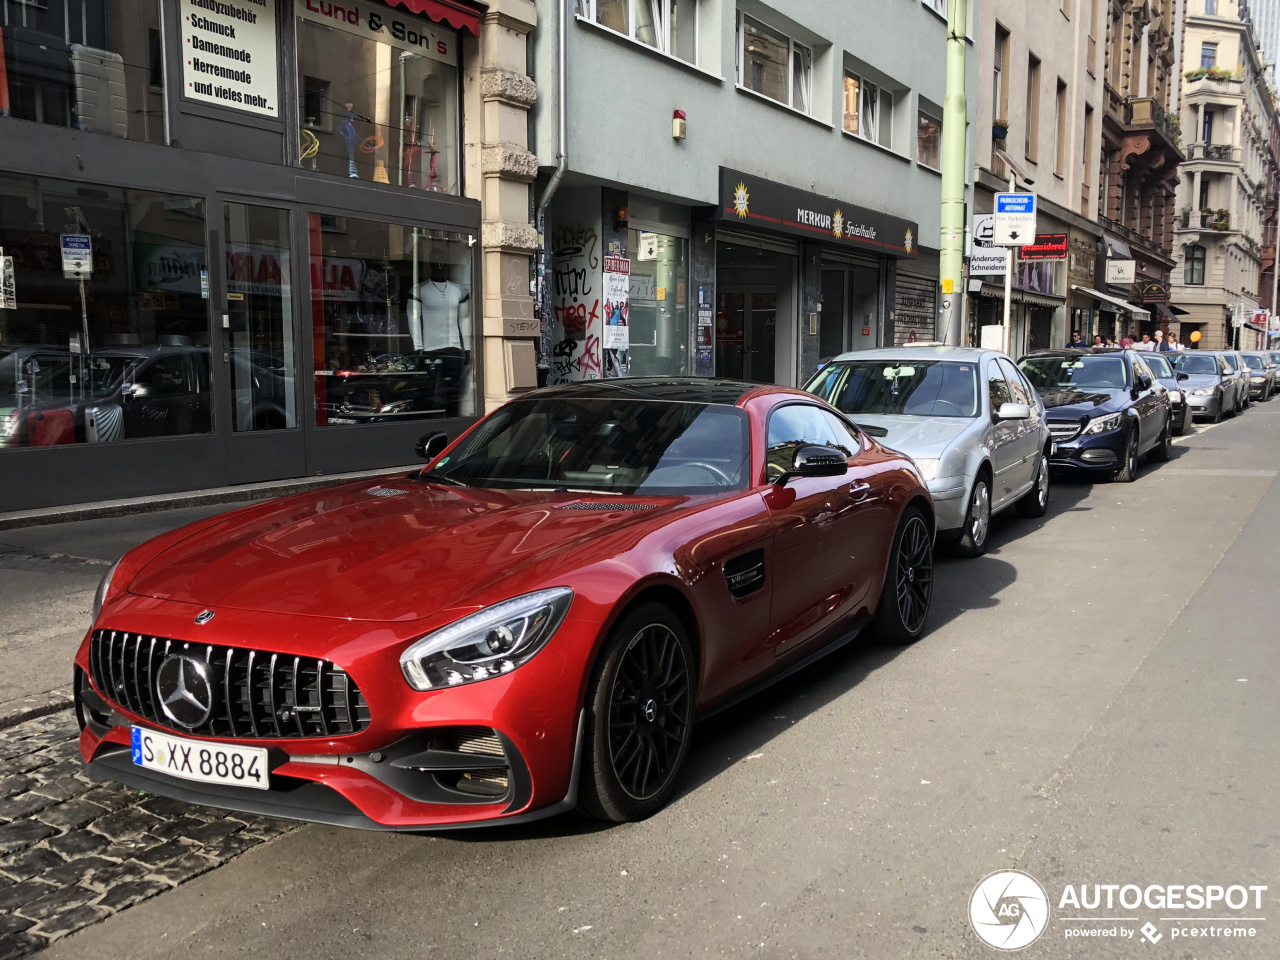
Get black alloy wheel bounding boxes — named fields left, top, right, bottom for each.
left=580, top=603, right=695, bottom=822
left=874, top=508, right=934, bottom=645
left=1112, top=427, right=1140, bottom=483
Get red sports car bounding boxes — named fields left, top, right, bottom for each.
left=76, top=378, right=934, bottom=829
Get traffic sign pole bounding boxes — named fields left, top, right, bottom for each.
left=993, top=184, right=1036, bottom=355
left=1002, top=175, right=1015, bottom=355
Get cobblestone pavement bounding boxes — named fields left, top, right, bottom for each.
left=0, top=712, right=294, bottom=960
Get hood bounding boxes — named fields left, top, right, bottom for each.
left=1178, top=374, right=1220, bottom=390
left=850, top=414, right=974, bottom=459
left=1038, top=389, right=1124, bottom=418
left=126, top=480, right=686, bottom=622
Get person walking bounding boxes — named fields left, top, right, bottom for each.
left=1167, top=332, right=1183, bottom=351
left=1068, top=331, right=1084, bottom=348
left=1093, top=335, right=1104, bottom=347
left=1135, top=334, right=1155, bottom=351
left=1155, top=330, right=1170, bottom=352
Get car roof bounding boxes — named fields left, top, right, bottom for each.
left=826, top=346, right=991, bottom=363
left=1021, top=348, right=1135, bottom=359
left=526, top=377, right=774, bottom=405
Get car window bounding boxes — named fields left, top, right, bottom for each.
left=1219, top=356, right=1233, bottom=374
left=996, top=358, right=1033, bottom=405
left=987, top=361, right=1012, bottom=411
left=766, top=403, right=848, bottom=481
left=141, top=355, right=192, bottom=397
left=1132, top=357, right=1153, bottom=382
left=1222, top=354, right=1239, bottom=371
left=1144, top=354, right=1173, bottom=378
left=819, top=410, right=862, bottom=458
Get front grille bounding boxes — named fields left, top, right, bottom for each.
left=88, top=630, right=371, bottom=739
left=1048, top=420, right=1081, bottom=442
left=427, top=726, right=510, bottom=798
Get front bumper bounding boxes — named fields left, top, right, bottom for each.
left=75, top=598, right=602, bottom=830
left=928, top=477, right=970, bottom=534
left=1186, top=393, right=1222, bottom=418
left=1249, top=380, right=1269, bottom=398
left=1048, top=428, right=1125, bottom=472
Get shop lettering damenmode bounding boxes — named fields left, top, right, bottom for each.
left=190, top=36, right=252, bottom=62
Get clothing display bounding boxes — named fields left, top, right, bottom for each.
left=408, top=279, right=470, bottom=352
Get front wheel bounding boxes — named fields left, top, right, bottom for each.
left=579, top=603, right=695, bottom=823
left=873, top=507, right=934, bottom=645
left=1015, top=451, right=1050, bottom=518
left=1111, top=427, right=1140, bottom=483
left=954, top=476, right=991, bottom=557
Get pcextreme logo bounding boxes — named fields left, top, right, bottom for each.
left=970, top=870, right=1050, bottom=951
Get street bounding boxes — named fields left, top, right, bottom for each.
left=0, top=402, right=1271, bottom=958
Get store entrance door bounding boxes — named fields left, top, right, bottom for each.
left=715, top=289, right=776, bottom=382
left=213, top=200, right=307, bottom=485
left=818, top=263, right=882, bottom=359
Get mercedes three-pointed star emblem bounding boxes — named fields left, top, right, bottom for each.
left=155, top=654, right=214, bottom=730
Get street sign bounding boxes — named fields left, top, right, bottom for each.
left=1105, top=259, right=1136, bottom=284
left=60, top=234, right=93, bottom=280
left=1020, top=234, right=1068, bottom=260
left=969, top=215, right=1006, bottom=275
left=993, top=193, right=1036, bottom=246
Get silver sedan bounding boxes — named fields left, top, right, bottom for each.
left=805, top=346, right=1052, bottom=557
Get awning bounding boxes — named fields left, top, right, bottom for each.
left=975, top=284, right=1065, bottom=307
left=1103, top=234, right=1132, bottom=259
left=1152, top=303, right=1181, bottom=324
left=1071, top=284, right=1151, bottom=319
left=383, top=0, right=481, bottom=35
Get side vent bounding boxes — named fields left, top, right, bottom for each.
left=723, top=548, right=766, bottom=599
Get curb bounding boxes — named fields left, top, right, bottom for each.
left=0, top=464, right=422, bottom=531
left=0, top=690, right=74, bottom=731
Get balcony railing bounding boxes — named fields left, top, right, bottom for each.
left=1100, top=216, right=1173, bottom=259
left=1187, top=142, right=1242, bottom=162
left=1126, top=97, right=1181, bottom=149
left=1200, top=211, right=1233, bottom=230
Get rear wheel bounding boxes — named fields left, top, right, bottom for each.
left=954, top=475, right=991, bottom=558
left=1015, top=450, right=1050, bottom=518
left=873, top=508, right=934, bottom=646
left=1111, top=427, right=1140, bottom=483
left=1147, top=417, right=1172, bottom=462
left=579, top=603, right=695, bottom=823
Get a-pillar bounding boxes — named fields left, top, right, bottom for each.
left=467, top=0, right=540, bottom=413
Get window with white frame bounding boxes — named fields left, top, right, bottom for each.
left=577, top=0, right=697, bottom=63
left=922, top=0, right=947, bottom=16
left=844, top=71, right=894, bottom=149
left=918, top=109, right=941, bottom=168
left=737, top=11, right=812, bottom=113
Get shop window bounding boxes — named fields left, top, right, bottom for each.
left=1, top=0, right=166, bottom=144
left=737, top=12, right=811, bottom=113
left=1185, top=244, right=1206, bottom=285
left=310, top=214, right=474, bottom=426
left=626, top=229, right=689, bottom=377
left=577, top=0, right=697, bottom=63
left=0, top=172, right=212, bottom=449
left=295, top=3, right=460, bottom=192
left=917, top=109, right=941, bottom=169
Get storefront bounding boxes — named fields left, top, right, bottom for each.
left=0, top=0, right=483, bottom=511
left=966, top=213, right=1066, bottom=354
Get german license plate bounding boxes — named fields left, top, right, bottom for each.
left=131, top=727, right=269, bottom=791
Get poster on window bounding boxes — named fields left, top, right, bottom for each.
left=602, top=256, right=630, bottom=350
left=180, top=0, right=279, bottom=117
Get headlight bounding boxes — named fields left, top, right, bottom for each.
left=1191, top=388, right=1216, bottom=397
left=91, top=560, right=120, bottom=624
left=1167, top=390, right=1182, bottom=403
left=912, top=458, right=940, bottom=482
left=400, top=587, right=574, bottom=690
left=1252, top=376, right=1265, bottom=383
left=1082, top=412, right=1123, bottom=435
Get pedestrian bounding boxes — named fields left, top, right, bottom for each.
left=1068, top=330, right=1084, bottom=348
left=1136, top=333, right=1154, bottom=351
left=1155, top=330, right=1169, bottom=352
left=1093, top=334, right=1104, bottom=347
left=1120, top=334, right=1132, bottom=347
left=1167, top=332, right=1182, bottom=351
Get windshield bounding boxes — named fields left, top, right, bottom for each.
left=1243, top=354, right=1266, bottom=371
left=423, top=397, right=751, bottom=494
left=1171, top=354, right=1218, bottom=376
left=805, top=360, right=979, bottom=418
left=1018, top=355, right=1130, bottom=391
left=1144, top=354, right=1173, bottom=378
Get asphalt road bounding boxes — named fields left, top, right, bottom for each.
left=15, top=406, right=1280, bottom=959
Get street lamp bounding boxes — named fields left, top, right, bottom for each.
left=995, top=149, right=1035, bottom=356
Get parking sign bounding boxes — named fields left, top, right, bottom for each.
left=993, top=193, right=1037, bottom=246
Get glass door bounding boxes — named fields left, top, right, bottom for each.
left=217, top=201, right=306, bottom=483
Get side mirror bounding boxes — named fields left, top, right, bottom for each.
left=1136, top=374, right=1152, bottom=390
left=1176, top=372, right=1189, bottom=381
left=996, top=402, right=1031, bottom=420
left=415, top=432, right=449, bottom=461
left=777, top=445, right=848, bottom=484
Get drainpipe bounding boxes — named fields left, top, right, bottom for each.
left=534, top=0, right=569, bottom=371
left=938, top=0, right=968, bottom=346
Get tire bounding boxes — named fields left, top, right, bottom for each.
left=1172, top=405, right=1187, bottom=436
left=1147, top=417, right=1172, bottom=462
left=1111, top=427, right=1140, bottom=483
left=1015, top=450, right=1050, bottom=518
left=578, top=602, right=695, bottom=823
left=872, top=507, right=934, bottom=646
left=1212, top=400, right=1224, bottom=424
left=954, top=473, right=991, bottom=558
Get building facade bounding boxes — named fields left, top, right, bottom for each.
left=1171, top=0, right=1273, bottom=348
left=529, top=0, right=974, bottom=389
left=0, top=0, right=540, bottom=511
left=970, top=0, right=1108, bottom=354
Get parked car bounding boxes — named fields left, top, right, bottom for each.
left=1170, top=351, right=1238, bottom=423
left=1141, top=352, right=1191, bottom=435
left=805, top=346, right=1050, bottom=557
left=1018, top=349, right=1172, bottom=483
left=1217, top=351, right=1251, bottom=413
left=76, top=378, right=936, bottom=829
left=1240, top=351, right=1276, bottom=401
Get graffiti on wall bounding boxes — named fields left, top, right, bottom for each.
left=550, top=225, right=601, bottom=383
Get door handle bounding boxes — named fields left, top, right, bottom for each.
left=848, top=482, right=871, bottom=500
